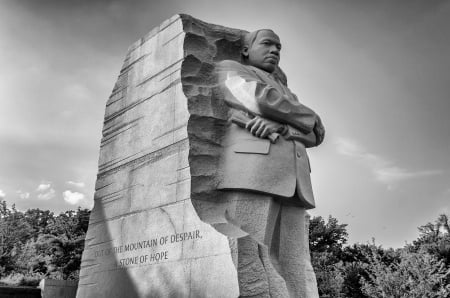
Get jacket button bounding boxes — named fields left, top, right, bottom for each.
left=296, top=152, right=301, bottom=158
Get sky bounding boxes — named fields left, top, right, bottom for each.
left=0, top=0, right=449, bottom=248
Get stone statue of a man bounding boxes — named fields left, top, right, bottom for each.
left=211, top=29, right=325, bottom=297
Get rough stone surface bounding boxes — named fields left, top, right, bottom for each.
left=77, top=15, right=239, bottom=298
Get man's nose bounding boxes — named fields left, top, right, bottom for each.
left=269, top=46, right=280, bottom=56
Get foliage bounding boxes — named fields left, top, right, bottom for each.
left=340, top=261, right=368, bottom=298
left=309, top=214, right=450, bottom=298
left=0, top=200, right=90, bottom=284
left=411, top=214, right=450, bottom=267
left=309, top=215, right=348, bottom=254
left=360, top=247, right=450, bottom=297
left=0, top=272, right=44, bottom=287
left=311, top=251, right=345, bottom=297
left=309, top=215, right=348, bottom=297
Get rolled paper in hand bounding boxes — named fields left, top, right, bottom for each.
left=230, top=114, right=279, bottom=144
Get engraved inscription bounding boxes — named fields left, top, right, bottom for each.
left=93, top=229, right=203, bottom=268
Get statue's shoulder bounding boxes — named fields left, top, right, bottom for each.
left=216, top=60, right=250, bottom=72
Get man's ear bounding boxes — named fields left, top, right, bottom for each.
left=241, top=46, right=249, bottom=58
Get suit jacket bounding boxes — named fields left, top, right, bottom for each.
left=215, top=60, right=324, bottom=209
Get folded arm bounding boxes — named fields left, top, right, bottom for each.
left=216, top=60, right=325, bottom=146
left=283, top=118, right=324, bottom=147
left=254, top=85, right=317, bottom=134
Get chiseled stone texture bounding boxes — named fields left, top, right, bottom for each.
left=77, top=15, right=239, bottom=298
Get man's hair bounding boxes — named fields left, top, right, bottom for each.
left=241, top=29, right=275, bottom=49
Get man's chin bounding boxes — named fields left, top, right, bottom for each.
left=252, top=62, right=277, bottom=73
left=263, top=64, right=277, bottom=73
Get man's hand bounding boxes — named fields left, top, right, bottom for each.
left=245, top=116, right=284, bottom=139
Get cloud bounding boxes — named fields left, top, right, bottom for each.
left=66, top=181, right=85, bottom=188
left=16, top=190, right=30, bottom=199
left=0, top=189, right=5, bottom=198
left=63, top=190, right=85, bottom=205
left=336, top=137, right=441, bottom=187
left=374, top=167, right=441, bottom=184
left=37, top=188, right=56, bottom=200
left=36, top=183, right=51, bottom=192
left=35, top=182, right=55, bottom=200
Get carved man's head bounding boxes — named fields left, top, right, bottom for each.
left=242, top=29, right=281, bottom=73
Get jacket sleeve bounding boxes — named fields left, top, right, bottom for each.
left=254, top=84, right=316, bottom=134
left=283, top=116, right=325, bottom=148
left=216, top=60, right=325, bottom=142
left=283, top=125, right=316, bottom=148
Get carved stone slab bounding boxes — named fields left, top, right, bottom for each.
left=76, top=15, right=242, bottom=298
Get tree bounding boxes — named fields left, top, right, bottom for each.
left=361, top=247, right=450, bottom=298
left=311, top=251, right=345, bottom=297
left=0, top=201, right=34, bottom=275
left=309, top=215, right=349, bottom=297
left=412, top=214, right=450, bottom=264
left=48, top=208, right=90, bottom=240
left=309, top=215, right=348, bottom=254
left=23, top=209, right=54, bottom=239
left=0, top=201, right=90, bottom=283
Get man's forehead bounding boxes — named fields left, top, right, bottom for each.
left=256, top=30, right=281, bottom=43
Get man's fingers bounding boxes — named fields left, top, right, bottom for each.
left=250, top=119, right=263, bottom=135
left=245, top=117, right=257, bottom=130
left=255, top=123, right=266, bottom=137
left=243, top=116, right=278, bottom=139
left=261, top=127, right=271, bottom=138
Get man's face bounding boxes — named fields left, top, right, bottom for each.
left=244, top=30, right=281, bottom=73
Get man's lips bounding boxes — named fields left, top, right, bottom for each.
left=265, top=56, right=279, bottom=63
